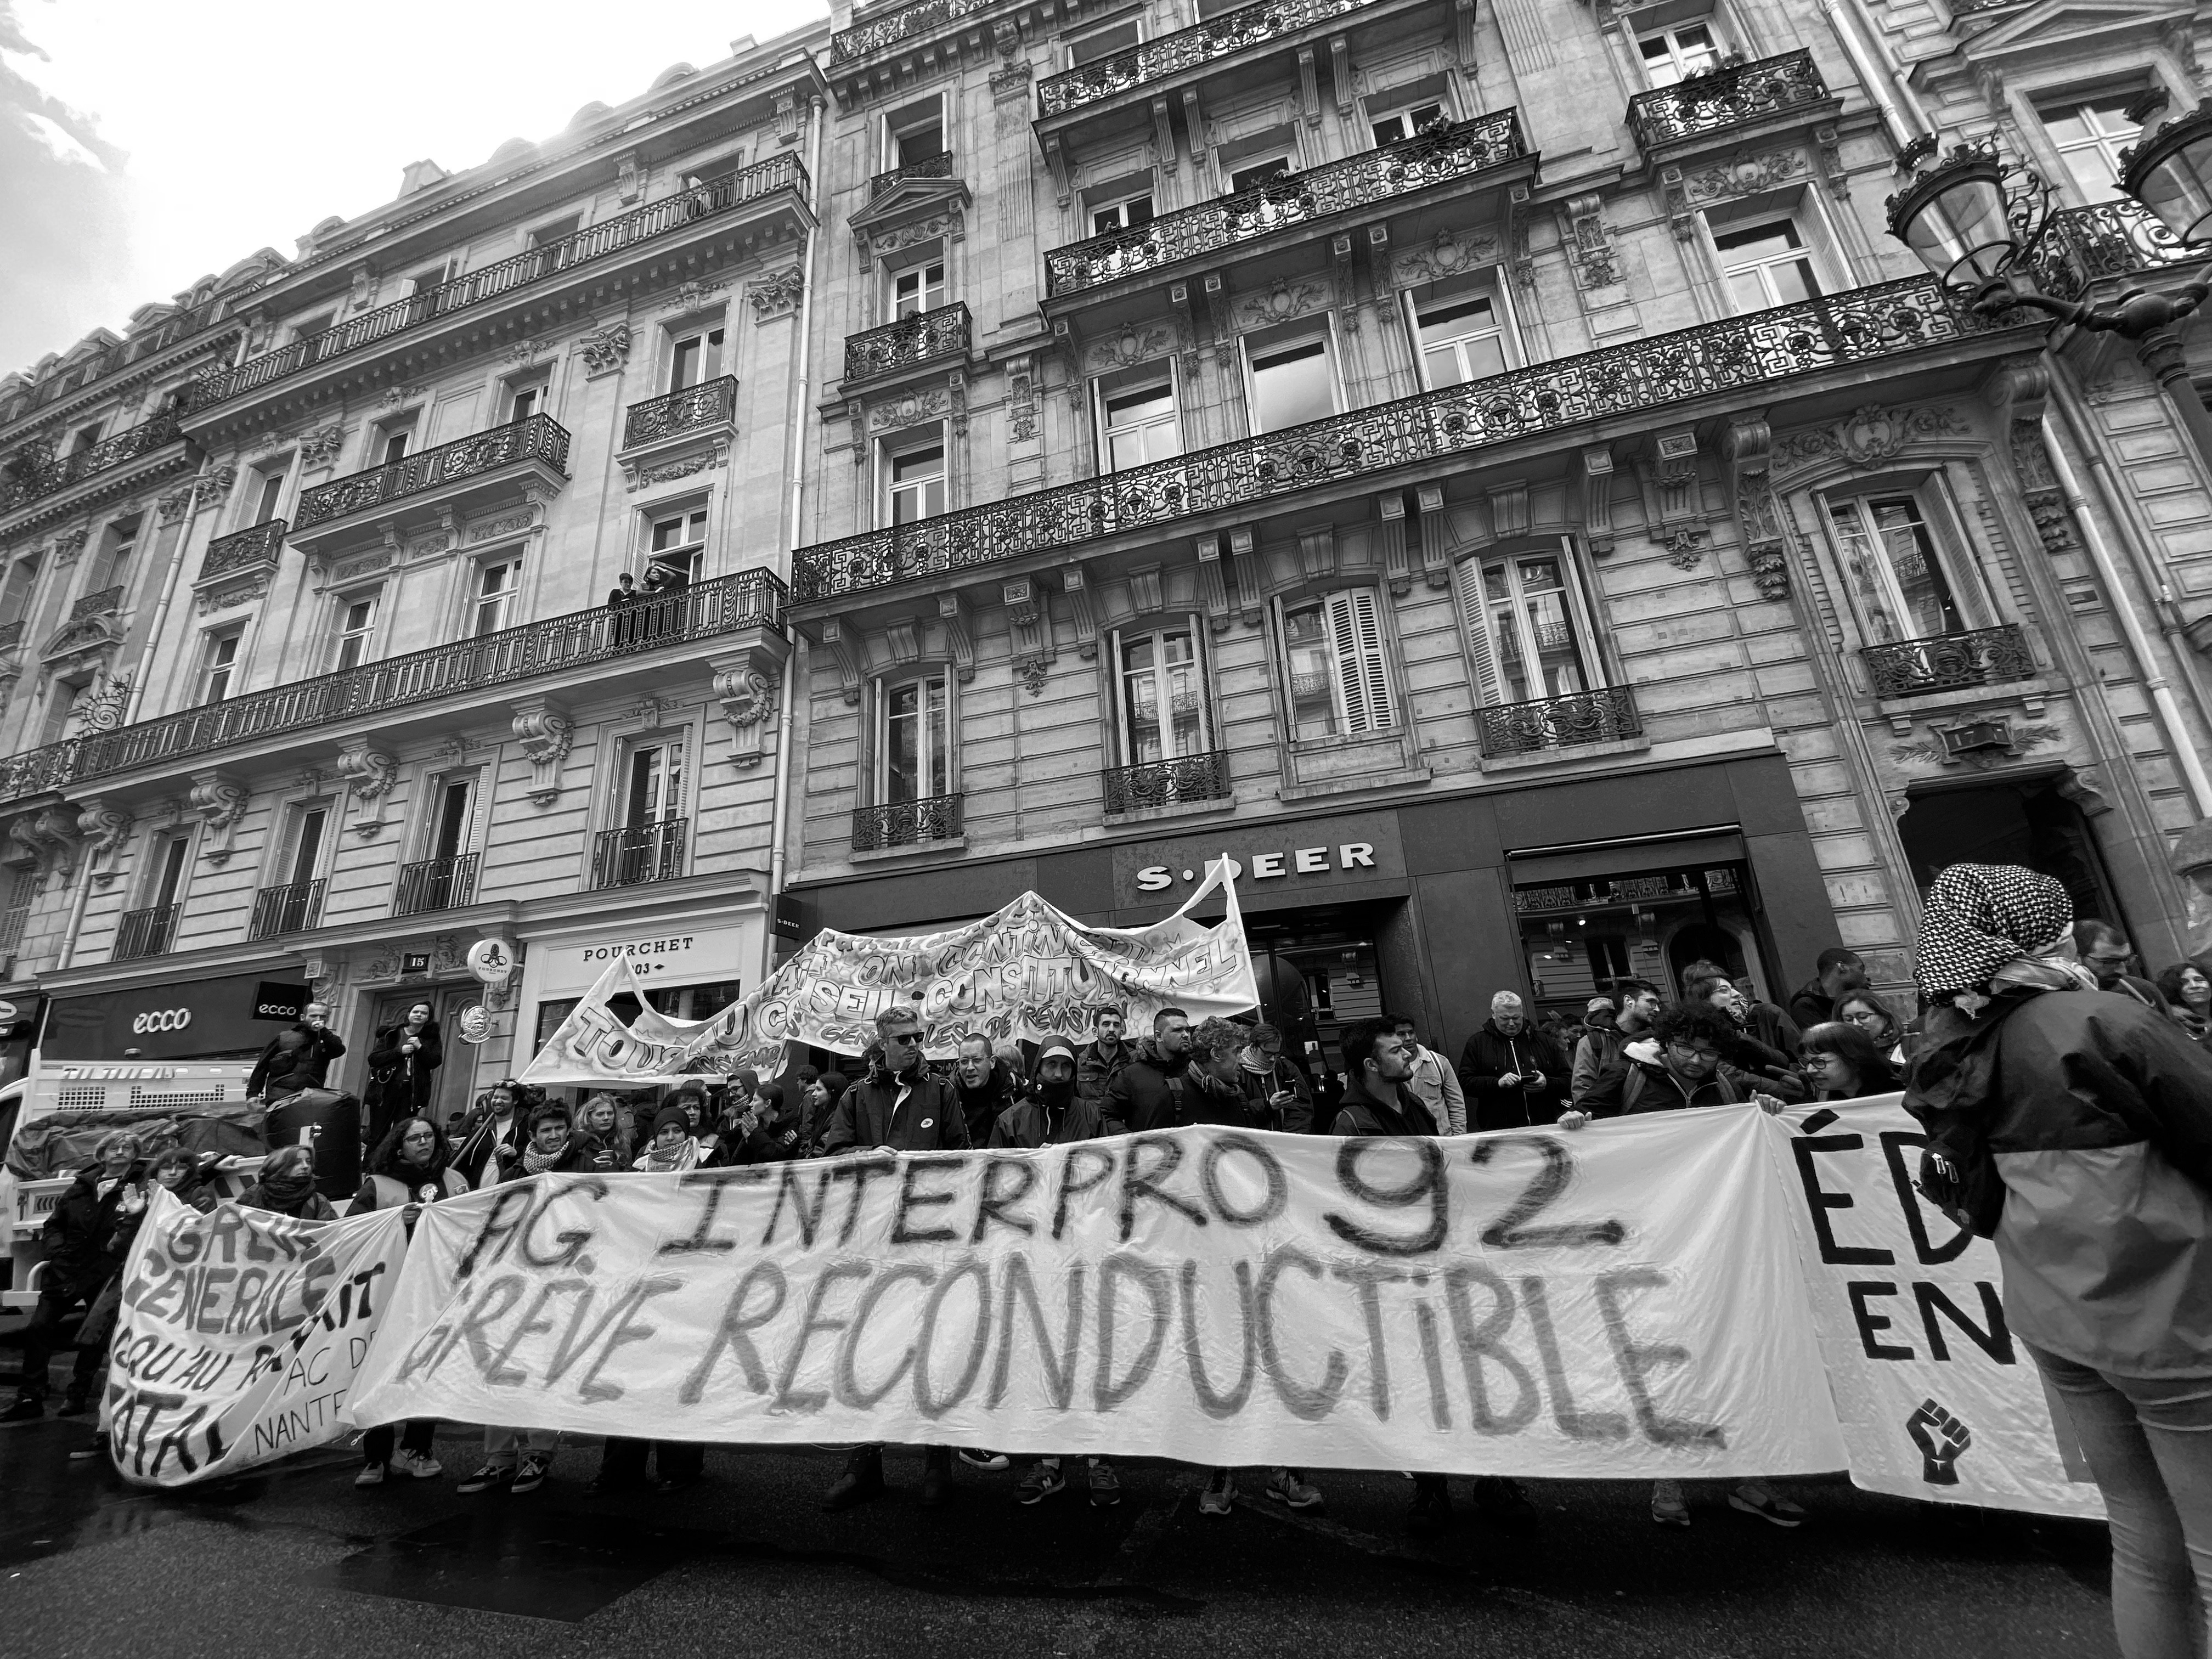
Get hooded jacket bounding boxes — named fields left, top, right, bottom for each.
left=1582, top=1037, right=1754, bottom=1116
left=1907, top=979, right=2212, bottom=1376
left=1101, top=1039, right=1189, bottom=1137
left=1457, top=1020, right=1568, bottom=1131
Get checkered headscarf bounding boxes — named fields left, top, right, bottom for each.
left=1913, top=863, right=2075, bottom=1000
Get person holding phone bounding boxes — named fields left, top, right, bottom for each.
left=1457, top=990, right=1568, bottom=1130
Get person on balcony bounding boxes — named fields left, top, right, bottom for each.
left=365, top=1002, right=442, bottom=1149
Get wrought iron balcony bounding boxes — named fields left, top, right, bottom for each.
left=0, top=566, right=786, bottom=806
left=852, top=793, right=962, bottom=852
left=1626, top=50, right=1828, bottom=151
left=1, top=408, right=187, bottom=515
left=870, top=151, right=953, bottom=198
left=1474, top=686, right=1642, bottom=758
left=592, top=816, right=689, bottom=889
left=843, top=304, right=970, bottom=387
left=623, top=379, right=737, bottom=450
left=796, top=277, right=1993, bottom=602
left=250, top=878, right=325, bottom=940
left=395, top=854, right=478, bottom=917
left=832, top=0, right=997, bottom=63
left=190, top=157, right=809, bottom=410
left=70, top=586, right=123, bottom=622
left=1861, top=624, right=2036, bottom=698
left=0, top=622, right=22, bottom=653
left=2027, top=199, right=2202, bottom=304
left=295, top=415, right=569, bottom=532
left=201, top=520, right=286, bottom=582
left=1103, top=750, right=1232, bottom=814
left=2, top=299, right=234, bottom=424
left=115, top=904, right=179, bottom=962
left=1045, top=112, right=1527, bottom=300
left=1039, top=0, right=1381, bottom=117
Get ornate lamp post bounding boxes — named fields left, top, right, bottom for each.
left=1885, top=123, right=2212, bottom=468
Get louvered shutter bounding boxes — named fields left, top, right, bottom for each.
left=1455, top=558, right=1506, bottom=706
left=1327, top=590, right=1395, bottom=734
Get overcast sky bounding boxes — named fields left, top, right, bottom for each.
left=0, top=0, right=830, bottom=377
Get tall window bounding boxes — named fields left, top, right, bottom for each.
left=377, top=425, right=411, bottom=466
left=888, top=438, right=946, bottom=523
left=1228, top=154, right=1293, bottom=194
left=2042, top=97, right=2142, bottom=204
left=1099, top=381, right=1180, bottom=471
left=0, top=555, right=41, bottom=627
left=1118, top=625, right=1209, bottom=762
left=1638, top=19, right=1727, bottom=85
left=626, top=740, right=686, bottom=825
left=1713, top=219, right=1820, bottom=311
left=1414, top=290, right=1508, bottom=388
left=147, top=834, right=189, bottom=912
left=286, top=806, right=327, bottom=889
left=1247, top=334, right=1338, bottom=433
left=1068, top=17, right=1139, bottom=65
left=474, top=560, right=522, bottom=635
left=333, top=594, right=378, bottom=670
left=648, top=511, right=707, bottom=583
left=429, top=776, right=476, bottom=863
left=890, top=111, right=945, bottom=166
left=253, top=467, right=286, bottom=525
left=200, top=630, right=242, bottom=704
left=891, top=261, right=945, bottom=319
left=38, top=680, right=83, bottom=746
left=1370, top=99, right=1446, bottom=146
left=881, top=678, right=950, bottom=802
left=506, top=374, right=547, bottom=424
left=94, top=516, right=139, bottom=591
left=1280, top=592, right=1394, bottom=740
left=1458, top=550, right=1598, bottom=704
left=1090, top=191, right=1155, bottom=236
left=669, top=327, right=725, bottom=392
left=1826, top=494, right=1967, bottom=643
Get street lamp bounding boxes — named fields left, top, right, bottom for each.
left=2121, top=97, right=2212, bottom=247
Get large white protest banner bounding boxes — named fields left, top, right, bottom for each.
left=349, top=1109, right=1852, bottom=1479
left=1771, top=1096, right=2102, bottom=1519
left=519, top=867, right=1258, bottom=1085
left=105, top=1190, right=409, bottom=1488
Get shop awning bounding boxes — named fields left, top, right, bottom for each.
left=1505, top=827, right=1748, bottom=885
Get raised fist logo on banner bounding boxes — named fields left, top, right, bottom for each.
left=1908, top=1398, right=1973, bottom=1486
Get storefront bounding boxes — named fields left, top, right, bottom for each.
left=514, top=907, right=765, bottom=1065
left=790, top=751, right=1841, bottom=1066
left=44, top=970, right=311, bottom=1065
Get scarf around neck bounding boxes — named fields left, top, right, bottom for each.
left=522, top=1138, right=569, bottom=1175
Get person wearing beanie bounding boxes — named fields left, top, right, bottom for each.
left=633, top=1104, right=701, bottom=1172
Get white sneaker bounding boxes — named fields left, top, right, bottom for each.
left=391, top=1448, right=443, bottom=1479
left=355, top=1463, right=386, bottom=1487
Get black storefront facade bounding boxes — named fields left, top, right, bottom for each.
left=792, top=749, right=1843, bottom=1068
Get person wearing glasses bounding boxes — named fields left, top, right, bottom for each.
left=2073, top=919, right=2172, bottom=1015
left=1833, top=989, right=1910, bottom=1068
left=819, top=1003, right=971, bottom=1515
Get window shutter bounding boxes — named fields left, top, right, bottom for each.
left=1327, top=591, right=1393, bottom=734
left=1455, top=560, right=1506, bottom=706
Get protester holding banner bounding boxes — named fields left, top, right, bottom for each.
left=704, top=1083, right=806, bottom=1166
left=1908, top=862, right=2212, bottom=1659
left=1686, top=976, right=1806, bottom=1097
left=1221, top=1021, right=1314, bottom=1134
left=577, top=1094, right=630, bottom=1168
left=1798, top=1022, right=1899, bottom=1101
left=1101, top=1008, right=1194, bottom=1136
left=456, top=1081, right=529, bottom=1188
left=1457, top=992, right=1567, bottom=1131
left=633, top=1104, right=703, bottom=1172
left=365, top=1003, right=443, bottom=1148
left=1075, top=1007, right=1133, bottom=1107
left=987, top=1035, right=1099, bottom=1148
left=7, top=1128, right=144, bottom=1420
left=350, top=1115, right=471, bottom=1487
left=797, top=1071, right=848, bottom=1158
left=952, top=1033, right=1020, bottom=1146
left=238, top=1146, right=340, bottom=1221
left=2154, top=963, right=2212, bottom=1048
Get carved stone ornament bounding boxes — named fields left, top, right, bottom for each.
left=1723, top=416, right=1790, bottom=601
left=747, top=266, right=806, bottom=324
left=710, top=635, right=791, bottom=766
left=628, top=451, right=725, bottom=492
left=1015, top=657, right=1049, bottom=697
left=1231, top=279, right=1334, bottom=332
left=1084, top=323, right=1178, bottom=375
left=41, top=613, right=123, bottom=676
left=196, top=575, right=268, bottom=616
left=298, top=425, right=346, bottom=469
left=1682, top=147, right=1810, bottom=206
left=1775, top=404, right=1968, bottom=471
left=1560, top=194, right=1622, bottom=290
left=188, top=768, right=249, bottom=864
left=51, top=528, right=88, bottom=568
left=1390, top=227, right=1502, bottom=290
left=329, top=551, right=394, bottom=584
left=77, top=800, right=131, bottom=886
left=510, top=698, right=573, bottom=806
left=336, top=744, right=398, bottom=802
left=576, top=321, right=633, bottom=378
left=8, top=805, right=80, bottom=881
left=869, top=386, right=950, bottom=433
left=1889, top=716, right=2064, bottom=772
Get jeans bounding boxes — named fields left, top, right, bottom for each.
left=363, top=1420, right=437, bottom=1466
left=483, top=1426, right=558, bottom=1468
left=2029, top=1342, right=2212, bottom=1659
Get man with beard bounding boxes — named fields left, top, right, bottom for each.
left=1076, top=1006, right=1133, bottom=1107
left=1572, top=980, right=1661, bottom=1110
left=1102, top=1006, right=1194, bottom=1135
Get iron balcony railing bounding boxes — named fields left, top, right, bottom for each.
left=70, top=586, right=123, bottom=622
left=0, top=566, right=786, bottom=806
left=1474, top=686, right=1643, bottom=758
left=797, top=277, right=1992, bottom=602
left=201, top=520, right=287, bottom=582
left=2028, top=199, right=2203, bottom=303
left=1045, top=112, right=1527, bottom=300
left=295, top=415, right=570, bottom=532
left=1861, top=624, right=2036, bottom=698
left=250, top=878, right=325, bottom=940
left=832, top=0, right=999, bottom=61
left=852, top=793, right=962, bottom=852
left=623, top=379, right=737, bottom=449
left=1039, top=0, right=1384, bottom=116
left=115, top=904, right=179, bottom=962
left=1, top=408, right=188, bottom=515
left=843, top=303, right=970, bottom=386
left=1625, top=50, right=1827, bottom=151
left=1103, top=750, right=1233, bottom=814
left=190, top=157, right=810, bottom=410
left=395, top=854, right=478, bottom=917
left=870, top=151, right=953, bottom=198
left=0, top=298, right=240, bottom=425
left=592, top=816, right=689, bottom=889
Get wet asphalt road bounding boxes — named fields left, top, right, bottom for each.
left=0, top=1417, right=2121, bottom=1659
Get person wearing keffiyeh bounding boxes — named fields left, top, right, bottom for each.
left=1904, top=862, right=2212, bottom=1657
left=632, top=1103, right=702, bottom=1173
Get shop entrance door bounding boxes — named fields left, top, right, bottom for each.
left=1244, top=902, right=1392, bottom=1073
left=368, top=984, right=481, bottom=1126
left=1512, top=857, right=1773, bottom=1014
left=1898, top=777, right=2127, bottom=941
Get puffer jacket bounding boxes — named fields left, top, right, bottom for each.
left=1907, top=979, right=2212, bottom=1376
left=1582, top=1038, right=1754, bottom=1116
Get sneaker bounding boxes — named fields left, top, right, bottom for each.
left=1015, top=1461, right=1066, bottom=1505
left=1265, top=1469, right=1323, bottom=1510
left=1088, top=1461, right=1121, bottom=1508
left=510, top=1453, right=552, bottom=1494
left=1651, top=1479, right=1690, bottom=1527
left=456, top=1463, right=515, bottom=1495
left=959, top=1449, right=1010, bottom=1471
left=1728, top=1483, right=1804, bottom=1528
left=1, top=1396, right=43, bottom=1424
left=355, top=1463, right=387, bottom=1488
left=1199, top=1471, right=1236, bottom=1517
left=1474, top=1474, right=1537, bottom=1525
left=67, top=1436, right=108, bottom=1464
left=391, top=1449, right=443, bottom=1480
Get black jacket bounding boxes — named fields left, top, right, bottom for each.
left=41, top=1164, right=142, bottom=1296
left=365, top=1021, right=443, bottom=1119
left=820, top=1065, right=972, bottom=1153
left=990, top=1091, right=1104, bottom=1148
left=953, top=1069, right=1020, bottom=1147
left=1330, top=1073, right=1437, bottom=1138
left=1457, top=1022, right=1569, bottom=1131
left=1583, top=1042, right=1753, bottom=1116
left=246, top=1024, right=347, bottom=1097
left=1787, top=979, right=1835, bottom=1033
left=1101, top=1040, right=1188, bottom=1136
left=1228, top=1056, right=1314, bottom=1133
left=1075, top=1039, right=1133, bottom=1106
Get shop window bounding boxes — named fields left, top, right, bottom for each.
left=473, top=558, right=523, bottom=635
left=1411, top=285, right=1511, bottom=388
left=1637, top=18, right=1729, bottom=87
left=648, top=509, right=707, bottom=584
left=1246, top=331, right=1340, bottom=434
left=1824, top=490, right=1982, bottom=644
left=332, top=591, right=379, bottom=670
left=1067, top=16, right=1140, bottom=65
left=199, top=628, right=243, bottom=704
left=879, top=675, right=951, bottom=801
left=645, top=979, right=743, bottom=1020
left=1089, top=188, right=1155, bottom=236
left=1456, top=545, right=1602, bottom=705
left=1115, top=621, right=1211, bottom=763
left=891, top=258, right=946, bottom=319
left=669, top=326, right=725, bottom=392
left=1098, top=377, right=1181, bottom=472
left=2039, top=95, right=2143, bottom=205
left=885, top=434, right=947, bottom=523
left=1513, top=857, right=1765, bottom=1023
left=1279, top=591, right=1395, bottom=740
left=1369, top=99, right=1448, bottom=146
left=1711, top=216, right=1822, bottom=312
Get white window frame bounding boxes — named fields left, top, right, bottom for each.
left=1407, top=279, right=1519, bottom=390
left=199, top=626, right=245, bottom=705
left=1067, top=14, right=1142, bottom=65
left=876, top=673, right=953, bottom=802
left=249, top=462, right=289, bottom=527
left=421, top=768, right=483, bottom=864
left=1243, top=325, right=1344, bottom=436
left=503, top=369, right=550, bottom=425
left=884, top=430, right=949, bottom=525
left=884, top=97, right=948, bottom=170
left=1094, top=368, right=1184, bottom=473
left=1087, top=187, right=1157, bottom=238
left=1818, top=481, right=1999, bottom=647
left=647, top=507, right=709, bottom=584
left=2038, top=94, right=2145, bottom=205
left=889, top=257, right=946, bottom=319
left=1224, top=150, right=1296, bottom=196
left=1453, top=538, right=1609, bottom=708
left=1277, top=590, right=1397, bottom=740
left=1635, top=17, right=1730, bottom=87
left=1112, top=619, right=1212, bottom=764
left=370, top=414, right=416, bottom=469
left=472, top=556, right=524, bottom=636
left=1367, top=95, right=1451, bottom=149
left=618, top=734, right=689, bottom=828
left=140, top=830, right=193, bottom=913
left=667, top=324, right=726, bottom=393
left=331, top=590, right=380, bottom=672
left=1707, top=212, right=1827, bottom=314
left=278, top=799, right=332, bottom=890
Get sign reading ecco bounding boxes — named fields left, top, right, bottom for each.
left=130, top=1009, right=194, bottom=1034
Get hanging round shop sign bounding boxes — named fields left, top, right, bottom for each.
left=456, top=1004, right=494, bottom=1045
left=465, top=938, right=516, bottom=986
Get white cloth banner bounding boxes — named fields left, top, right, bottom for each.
left=1770, top=1096, right=2103, bottom=1518
left=517, top=870, right=1258, bottom=1086
left=350, top=1109, right=1852, bottom=1479
left=105, top=1189, right=410, bottom=1488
